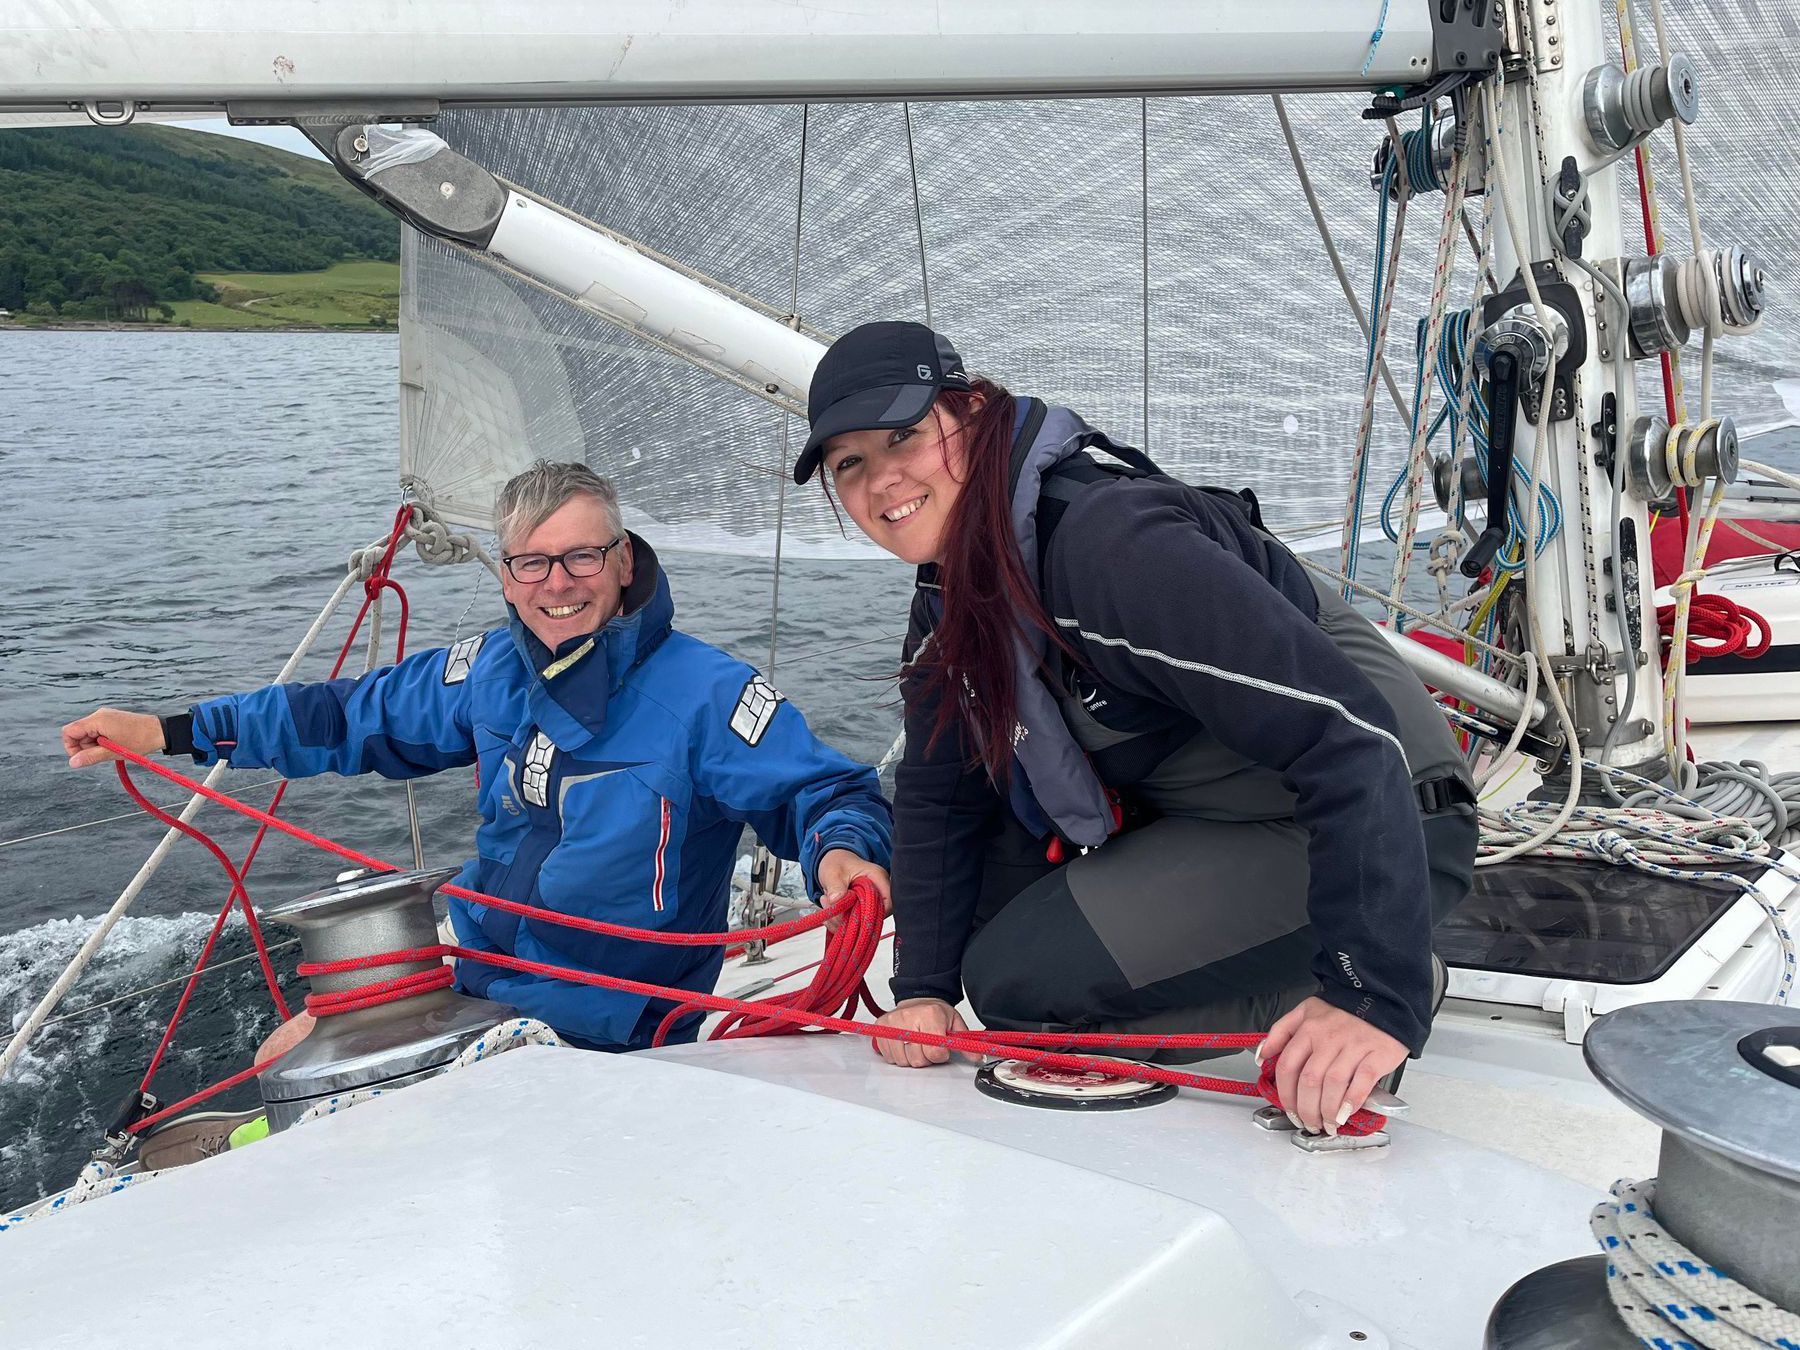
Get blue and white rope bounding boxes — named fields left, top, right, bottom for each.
left=295, top=1017, right=564, bottom=1125
left=1360, top=0, right=1393, bottom=79
left=1593, top=1178, right=1800, bottom=1350
left=0, top=1158, right=156, bottom=1232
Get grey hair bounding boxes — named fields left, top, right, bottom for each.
left=494, top=460, right=625, bottom=553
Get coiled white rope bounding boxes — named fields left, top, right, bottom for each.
left=1468, top=753, right=1799, bottom=1005
left=0, top=1157, right=157, bottom=1232
left=1593, top=1178, right=1800, bottom=1350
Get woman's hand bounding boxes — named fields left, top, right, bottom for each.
left=1260, top=996, right=1408, bottom=1134
left=817, top=849, right=891, bottom=931
left=872, top=997, right=968, bottom=1068
left=62, top=708, right=165, bottom=769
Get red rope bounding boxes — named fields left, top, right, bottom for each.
left=127, top=507, right=419, bottom=1099
left=1658, top=593, right=1774, bottom=668
left=115, top=762, right=291, bottom=1090
left=1631, top=140, right=1689, bottom=534
left=100, top=736, right=1389, bottom=1138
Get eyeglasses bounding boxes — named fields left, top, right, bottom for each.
left=501, top=536, right=625, bottom=584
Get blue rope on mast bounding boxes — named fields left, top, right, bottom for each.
left=1360, top=0, right=1393, bottom=78
left=1375, top=308, right=1564, bottom=573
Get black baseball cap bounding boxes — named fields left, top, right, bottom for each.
left=792, top=321, right=972, bottom=484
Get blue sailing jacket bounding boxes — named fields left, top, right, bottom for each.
left=187, top=538, right=892, bottom=1048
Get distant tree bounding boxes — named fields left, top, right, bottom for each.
left=0, top=126, right=398, bottom=318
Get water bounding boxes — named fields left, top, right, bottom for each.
left=0, top=331, right=918, bottom=1207
left=2, top=330, right=1795, bottom=1210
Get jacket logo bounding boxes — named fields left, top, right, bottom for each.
left=730, top=675, right=785, bottom=746
left=1073, top=676, right=1108, bottom=713
left=443, top=633, right=484, bottom=685
left=1336, top=952, right=1364, bottom=990
left=521, top=731, right=556, bottom=808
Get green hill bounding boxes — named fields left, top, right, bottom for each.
left=0, top=125, right=398, bottom=323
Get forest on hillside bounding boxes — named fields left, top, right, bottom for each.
left=0, top=126, right=398, bottom=321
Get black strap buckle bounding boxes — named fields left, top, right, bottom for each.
left=1416, top=777, right=1470, bottom=815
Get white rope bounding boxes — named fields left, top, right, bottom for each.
left=0, top=1158, right=158, bottom=1233
left=1593, top=1178, right=1800, bottom=1349
left=874, top=726, right=907, bottom=775
left=1463, top=747, right=1799, bottom=1004
left=1270, top=94, right=1411, bottom=424
left=1473, top=70, right=1590, bottom=866
left=1387, top=110, right=1468, bottom=621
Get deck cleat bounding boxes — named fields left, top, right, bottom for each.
left=1253, top=1090, right=1406, bottom=1150
left=1291, top=1126, right=1391, bottom=1153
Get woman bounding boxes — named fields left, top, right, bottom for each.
left=794, top=321, right=1477, bottom=1136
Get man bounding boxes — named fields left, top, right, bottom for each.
left=65, top=461, right=892, bottom=1051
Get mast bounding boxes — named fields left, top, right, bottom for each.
left=1482, top=4, right=1761, bottom=776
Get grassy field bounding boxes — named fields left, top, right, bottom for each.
left=168, top=260, right=400, bottom=330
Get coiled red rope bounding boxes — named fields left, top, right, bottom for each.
left=1658, top=592, right=1773, bottom=668
left=102, top=737, right=1387, bottom=1138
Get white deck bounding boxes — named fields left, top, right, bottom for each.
left=12, top=731, right=1798, bottom=1345
left=1, top=1039, right=1608, bottom=1350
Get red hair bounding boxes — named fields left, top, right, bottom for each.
left=918, top=380, right=1079, bottom=776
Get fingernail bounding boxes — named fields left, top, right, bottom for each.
left=1285, top=1110, right=1304, bottom=1131
left=1253, top=1045, right=1264, bottom=1066
left=1324, top=1121, right=1338, bottom=1137
left=1335, top=1103, right=1355, bottom=1127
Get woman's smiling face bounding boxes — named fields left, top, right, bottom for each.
left=821, top=402, right=974, bottom=566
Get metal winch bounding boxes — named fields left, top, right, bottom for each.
left=257, top=866, right=518, bottom=1132
left=1484, top=1000, right=1800, bottom=1348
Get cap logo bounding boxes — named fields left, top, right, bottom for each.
left=917, top=364, right=933, bottom=380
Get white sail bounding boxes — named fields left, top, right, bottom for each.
left=397, top=2, right=1800, bottom=557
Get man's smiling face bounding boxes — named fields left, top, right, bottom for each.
left=500, top=495, right=634, bottom=650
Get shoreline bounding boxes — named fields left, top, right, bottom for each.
left=0, top=321, right=391, bottom=334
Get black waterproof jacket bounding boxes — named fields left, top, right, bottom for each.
left=888, top=408, right=1458, bottom=1054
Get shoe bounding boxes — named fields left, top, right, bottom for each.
left=137, top=1108, right=265, bottom=1171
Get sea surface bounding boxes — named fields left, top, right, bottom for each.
left=1, top=330, right=1794, bottom=1209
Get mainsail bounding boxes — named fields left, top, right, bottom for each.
left=399, top=4, right=1800, bottom=557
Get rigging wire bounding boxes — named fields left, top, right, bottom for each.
left=1269, top=94, right=1410, bottom=423
left=1141, top=97, right=1151, bottom=452
left=0, top=940, right=302, bottom=1054
left=0, top=779, right=284, bottom=852
left=903, top=102, right=934, bottom=331
left=764, top=102, right=810, bottom=679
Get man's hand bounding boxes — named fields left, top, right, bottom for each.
left=872, top=997, right=969, bottom=1068
left=255, top=1012, right=316, bottom=1064
left=817, top=848, right=891, bottom=928
left=62, top=708, right=165, bottom=769
left=1260, top=995, right=1408, bottom=1134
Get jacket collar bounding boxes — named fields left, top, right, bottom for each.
left=507, top=531, right=674, bottom=748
